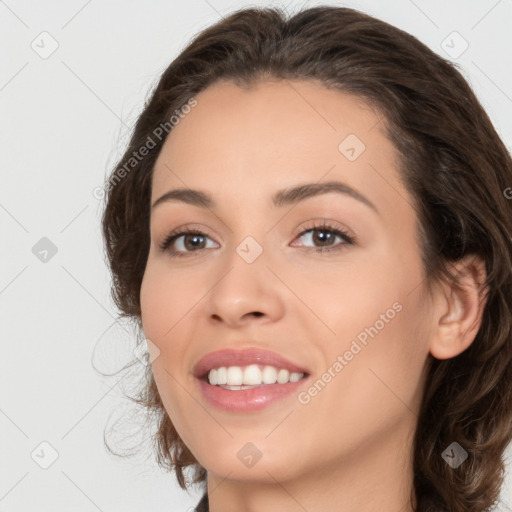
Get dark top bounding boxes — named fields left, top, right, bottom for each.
left=194, top=492, right=209, bottom=512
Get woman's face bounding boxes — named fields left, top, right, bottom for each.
left=140, top=79, right=434, bottom=485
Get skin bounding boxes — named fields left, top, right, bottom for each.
left=139, top=79, right=487, bottom=512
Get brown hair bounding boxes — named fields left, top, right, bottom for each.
left=101, top=5, right=512, bottom=511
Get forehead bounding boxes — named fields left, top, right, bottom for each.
left=151, top=79, right=408, bottom=217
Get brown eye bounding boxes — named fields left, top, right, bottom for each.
left=160, top=230, right=217, bottom=256
left=292, top=223, right=355, bottom=254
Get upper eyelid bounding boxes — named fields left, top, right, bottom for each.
left=292, top=218, right=354, bottom=236
left=165, top=222, right=349, bottom=240
left=162, top=217, right=352, bottom=237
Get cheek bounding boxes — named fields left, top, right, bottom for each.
left=140, top=271, right=167, bottom=343
left=290, top=252, right=400, bottom=344
left=301, top=294, right=430, bottom=456
left=140, top=259, right=200, bottom=342
left=302, top=242, right=430, bottom=397
left=140, top=263, right=203, bottom=445
left=334, top=286, right=430, bottom=413
left=315, top=234, right=426, bottom=348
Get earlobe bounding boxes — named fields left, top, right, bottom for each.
left=429, top=255, right=488, bottom=360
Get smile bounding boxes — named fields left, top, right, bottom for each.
left=207, top=364, right=306, bottom=387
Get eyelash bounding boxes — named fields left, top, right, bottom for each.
left=158, top=221, right=355, bottom=258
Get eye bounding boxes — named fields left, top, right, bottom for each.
left=159, top=226, right=218, bottom=257
left=158, top=220, right=355, bottom=258
left=291, top=221, right=355, bottom=254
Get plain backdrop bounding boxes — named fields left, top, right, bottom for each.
left=1, top=0, right=511, bottom=511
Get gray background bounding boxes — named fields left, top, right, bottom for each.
left=1, top=0, right=511, bottom=510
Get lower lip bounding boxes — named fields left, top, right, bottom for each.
left=197, top=377, right=309, bottom=412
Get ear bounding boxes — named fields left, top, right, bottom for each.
left=429, top=254, right=489, bottom=360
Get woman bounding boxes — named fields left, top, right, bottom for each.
left=101, top=5, right=512, bottom=512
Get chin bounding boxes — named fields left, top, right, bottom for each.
left=197, top=446, right=303, bottom=483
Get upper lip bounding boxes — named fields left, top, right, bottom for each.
left=193, top=347, right=310, bottom=379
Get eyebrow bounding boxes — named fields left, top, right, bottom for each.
left=151, top=180, right=379, bottom=215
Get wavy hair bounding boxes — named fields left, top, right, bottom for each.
left=101, top=6, right=512, bottom=511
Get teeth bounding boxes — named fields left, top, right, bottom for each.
left=262, top=365, right=277, bottom=384
left=207, top=364, right=305, bottom=386
left=289, top=372, right=302, bottom=382
left=244, top=364, right=262, bottom=385
left=277, top=369, right=290, bottom=383
left=217, top=367, right=227, bottom=385
left=227, top=366, right=243, bottom=385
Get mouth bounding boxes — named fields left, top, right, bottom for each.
left=198, top=363, right=310, bottom=389
left=193, top=347, right=311, bottom=411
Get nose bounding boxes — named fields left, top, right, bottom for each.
left=205, top=246, right=286, bottom=328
